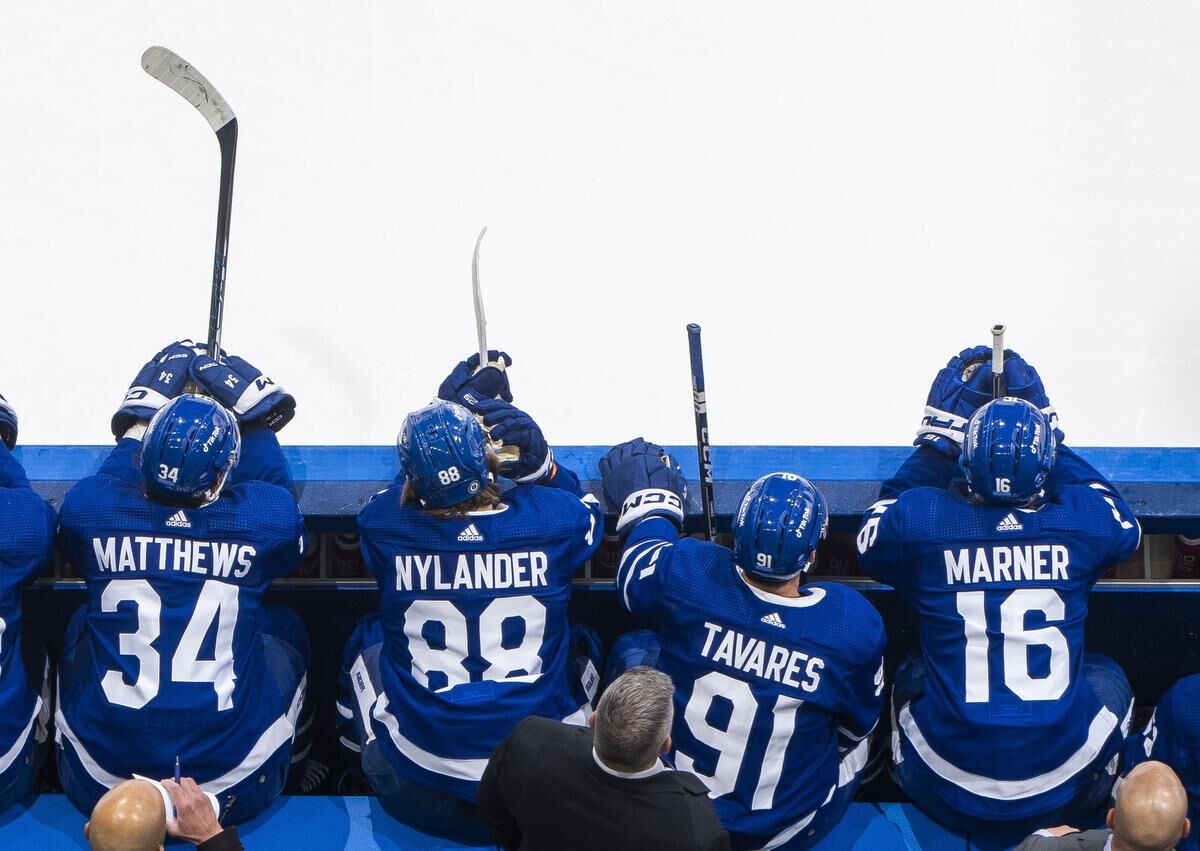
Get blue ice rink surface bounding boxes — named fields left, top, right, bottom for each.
left=0, top=795, right=1059, bottom=849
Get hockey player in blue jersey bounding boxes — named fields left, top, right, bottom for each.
left=1122, top=674, right=1200, bottom=850
left=0, top=395, right=56, bottom=813
left=337, top=352, right=603, bottom=844
left=602, top=439, right=887, bottom=851
left=857, top=347, right=1141, bottom=834
left=56, top=341, right=310, bottom=824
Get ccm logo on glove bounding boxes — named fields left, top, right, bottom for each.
left=621, top=490, right=683, bottom=514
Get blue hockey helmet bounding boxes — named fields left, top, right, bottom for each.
left=733, top=473, right=829, bottom=582
left=397, top=400, right=491, bottom=508
left=141, top=394, right=241, bottom=506
left=961, top=397, right=1056, bottom=506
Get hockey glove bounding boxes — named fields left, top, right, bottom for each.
left=438, top=350, right=513, bottom=410
left=599, top=438, right=687, bottom=534
left=189, top=355, right=296, bottom=432
left=473, top=398, right=553, bottom=482
left=111, top=340, right=205, bottom=440
left=994, top=350, right=1064, bottom=442
left=0, top=394, right=17, bottom=450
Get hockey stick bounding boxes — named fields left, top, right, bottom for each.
left=687, top=324, right=716, bottom=540
left=141, top=47, right=238, bottom=360
left=468, top=227, right=518, bottom=462
left=472, top=227, right=489, bottom=370
left=991, top=324, right=1006, bottom=398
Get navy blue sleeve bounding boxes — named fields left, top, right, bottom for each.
left=356, top=488, right=402, bottom=580
left=230, top=427, right=293, bottom=489
left=879, top=446, right=960, bottom=499
left=855, top=496, right=911, bottom=591
left=0, top=445, right=56, bottom=584
left=536, top=461, right=583, bottom=496
left=616, top=517, right=685, bottom=625
left=1045, top=444, right=1114, bottom=491
left=553, top=491, right=602, bottom=580
left=1048, top=446, right=1141, bottom=567
left=94, top=438, right=143, bottom=486
left=0, top=443, right=31, bottom=489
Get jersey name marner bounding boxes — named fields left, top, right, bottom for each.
left=92, top=535, right=255, bottom=579
left=394, top=551, right=550, bottom=592
left=944, top=543, right=1070, bottom=585
left=699, top=621, right=824, bottom=692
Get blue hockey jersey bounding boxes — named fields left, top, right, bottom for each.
left=56, top=428, right=306, bottom=789
left=1123, top=674, right=1200, bottom=851
left=857, top=444, right=1141, bottom=821
left=618, top=517, right=886, bottom=848
left=0, top=445, right=55, bottom=779
left=356, top=466, right=602, bottom=801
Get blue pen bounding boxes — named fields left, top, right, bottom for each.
left=174, top=755, right=181, bottom=784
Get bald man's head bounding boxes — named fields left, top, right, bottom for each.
left=85, top=780, right=166, bottom=851
left=1110, top=761, right=1190, bottom=851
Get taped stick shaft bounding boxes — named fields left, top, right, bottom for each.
left=991, top=324, right=1006, bottom=399
left=687, top=323, right=716, bottom=540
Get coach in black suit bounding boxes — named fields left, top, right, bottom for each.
left=1014, top=761, right=1189, bottom=851
left=476, top=667, right=729, bottom=851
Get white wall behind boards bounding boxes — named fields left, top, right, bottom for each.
left=1, top=1, right=1196, bottom=446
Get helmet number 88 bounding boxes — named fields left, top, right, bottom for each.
left=437, top=467, right=461, bottom=485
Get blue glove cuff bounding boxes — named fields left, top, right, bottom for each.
left=616, top=488, right=685, bottom=534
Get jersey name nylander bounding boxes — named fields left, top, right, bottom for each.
left=856, top=446, right=1142, bottom=819
left=393, top=550, right=549, bottom=591
left=357, top=480, right=601, bottom=799
left=617, top=517, right=886, bottom=845
left=55, top=435, right=305, bottom=785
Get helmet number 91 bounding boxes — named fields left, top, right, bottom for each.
left=437, top=466, right=462, bottom=485
left=994, top=478, right=1011, bottom=494
left=159, top=465, right=179, bottom=483
left=756, top=553, right=773, bottom=569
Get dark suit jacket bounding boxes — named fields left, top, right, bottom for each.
left=476, top=716, right=730, bottom=851
left=1015, top=828, right=1111, bottom=850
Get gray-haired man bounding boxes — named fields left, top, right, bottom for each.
left=476, top=667, right=729, bottom=851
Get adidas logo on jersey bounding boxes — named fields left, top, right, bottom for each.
left=760, top=612, right=785, bottom=629
left=997, top=513, right=1024, bottom=532
left=165, top=510, right=191, bottom=529
left=457, top=523, right=484, bottom=543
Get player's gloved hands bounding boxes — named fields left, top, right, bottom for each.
left=189, top=354, right=296, bottom=432
left=111, top=340, right=205, bottom=440
left=994, top=350, right=1064, bottom=442
left=599, top=438, right=687, bottom=534
left=438, top=351, right=513, bottom=409
left=914, top=346, right=994, bottom=455
left=473, top=398, right=552, bottom=482
left=0, top=394, right=17, bottom=450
